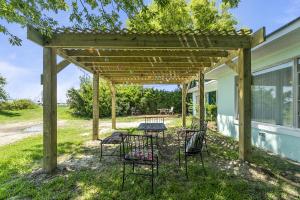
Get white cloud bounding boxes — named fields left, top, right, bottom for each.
left=0, top=61, right=41, bottom=100
left=0, top=61, right=86, bottom=103
left=0, top=61, right=29, bottom=80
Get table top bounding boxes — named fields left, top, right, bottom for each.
left=137, top=123, right=167, bottom=131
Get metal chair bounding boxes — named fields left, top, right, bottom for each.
left=121, top=134, right=159, bottom=193
left=178, top=130, right=206, bottom=179
left=99, top=132, right=127, bottom=161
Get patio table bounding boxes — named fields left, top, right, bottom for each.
left=137, top=122, right=167, bottom=140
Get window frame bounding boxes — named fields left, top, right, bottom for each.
left=251, top=60, right=295, bottom=127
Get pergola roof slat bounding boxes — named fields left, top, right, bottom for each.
left=27, top=26, right=261, bottom=84
left=63, top=49, right=229, bottom=57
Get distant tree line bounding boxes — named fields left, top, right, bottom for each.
left=67, top=76, right=192, bottom=118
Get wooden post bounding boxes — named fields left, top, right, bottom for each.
left=93, top=73, right=99, bottom=140
left=198, top=71, right=205, bottom=125
left=43, top=47, right=57, bottom=173
left=182, top=83, right=187, bottom=127
left=111, top=83, right=116, bottom=129
left=238, top=48, right=252, bottom=161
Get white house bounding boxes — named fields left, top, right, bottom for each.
left=189, top=17, right=300, bottom=162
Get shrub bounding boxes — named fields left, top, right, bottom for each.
left=0, top=99, right=37, bottom=110
left=205, top=104, right=217, bottom=121
left=67, top=76, right=189, bottom=118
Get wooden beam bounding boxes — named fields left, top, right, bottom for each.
left=43, top=47, right=57, bottom=173
left=45, top=33, right=251, bottom=49
left=27, top=26, right=44, bottom=46
left=204, top=51, right=238, bottom=74
left=56, top=50, right=93, bottom=73
left=110, top=83, right=117, bottom=129
left=251, top=27, right=266, bottom=48
left=238, top=48, right=252, bottom=161
left=64, top=49, right=229, bottom=57
left=93, top=73, right=99, bottom=140
left=56, top=59, right=71, bottom=73
left=198, top=71, right=205, bottom=125
left=75, top=56, right=216, bottom=63
left=94, top=67, right=210, bottom=72
left=95, top=69, right=202, bottom=73
left=104, top=74, right=195, bottom=78
left=225, top=60, right=238, bottom=74
left=113, top=80, right=184, bottom=84
left=182, top=83, right=188, bottom=127
left=86, top=63, right=212, bottom=68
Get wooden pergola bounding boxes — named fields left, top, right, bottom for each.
left=27, top=26, right=265, bottom=173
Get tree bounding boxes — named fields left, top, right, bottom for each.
left=127, top=0, right=237, bottom=31
left=1, top=0, right=239, bottom=45
left=0, top=74, right=8, bottom=102
left=66, top=75, right=186, bottom=118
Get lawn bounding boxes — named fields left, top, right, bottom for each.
left=0, top=106, right=159, bottom=124
left=0, top=112, right=299, bottom=199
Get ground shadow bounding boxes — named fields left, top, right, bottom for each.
left=0, top=110, right=21, bottom=117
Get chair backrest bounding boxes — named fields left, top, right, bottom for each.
left=190, top=118, right=208, bottom=131
left=145, top=116, right=164, bottom=124
left=122, top=134, right=155, bottom=161
left=190, top=117, right=199, bottom=129
left=185, top=130, right=205, bottom=153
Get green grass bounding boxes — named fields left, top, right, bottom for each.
left=0, top=106, right=80, bottom=123
left=0, top=107, right=43, bottom=123
left=0, top=115, right=299, bottom=199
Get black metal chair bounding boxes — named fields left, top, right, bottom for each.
left=99, top=132, right=127, bottom=161
left=121, top=134, right=159, bottom=193
left=178, top=130, right=206, bottom=179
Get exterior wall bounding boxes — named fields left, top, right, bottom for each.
left=216, top=73, right=239, bottom=139
left=190, top=80, right=217, bottom=116
left=190, top=24, right=300, bottom=162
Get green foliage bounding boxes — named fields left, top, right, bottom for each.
left=128, top=0, right=237, bottom=31
left=67, top=76, right=186, bottom=118
left=0, top=74, right=8, bottom=102
left=0, top=99, right=37, bottom=110
left=1, top=0, right=240, bottom=45
left=205, top=103, right=217, bottom=121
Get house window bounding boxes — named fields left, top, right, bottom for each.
left=252, top=62, right=293, bottom=127
left=205, top=91, right=216, bottom=105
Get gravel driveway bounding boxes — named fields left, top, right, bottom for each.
left=0, top=119, right=171, bottom=146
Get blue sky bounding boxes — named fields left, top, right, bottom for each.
left=0, top=0, right=299, bottom=103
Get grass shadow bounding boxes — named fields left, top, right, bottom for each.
left=0, top=110, right=21, bottom=117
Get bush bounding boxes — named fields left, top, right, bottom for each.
left=205, top=104, right=217, bottom=121
left=0, top=99, right=37, bottom=110
left=67, top=76, right=190, bottom=118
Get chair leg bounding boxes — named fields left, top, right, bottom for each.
left=122, top=162, right=125, bottom=190
left=204, top=138, right=209, bottom=155
left=178, top=147, right=181, bottom=167
left=151, top=164, right=154, bottom=194
left=185, top=154, right=188, bottom=179
left=199, top=152, right=206, bottom=175
left=156, top=158, right=159, bottom=176
left=132, top=162, right=135, bottom=172
left=119, top=144, right=122, bottom=158
left=100, top=142, right=103, bottom=161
